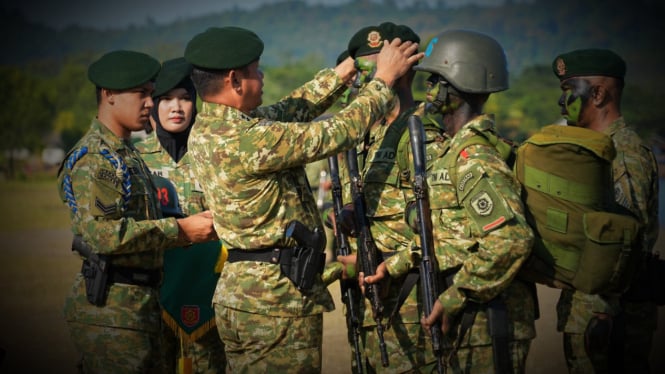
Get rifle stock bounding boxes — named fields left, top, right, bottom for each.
left=407, top=115, right=445, bottom=373
left=328, top=154, right=365, bottom=374
left=345, top=148, right=389, bottom=367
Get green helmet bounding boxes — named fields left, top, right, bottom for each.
left=414, top=29, right=508, bottom=93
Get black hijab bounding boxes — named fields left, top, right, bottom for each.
left=150, top=77, right=197, bottom=163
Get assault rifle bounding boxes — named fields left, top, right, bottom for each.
left=345, top=147, right=389, bottom=367
left=407, top=115, right=445, bottom=373
left=328, top=154, right=365, bottom=374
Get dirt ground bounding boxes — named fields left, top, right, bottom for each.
left=1, top=229, right=664, bottom=373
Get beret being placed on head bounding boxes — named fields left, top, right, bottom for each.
left=348, top=25, right=385, bottom=59
left=552, top=48, right=626, bottom=81
left=336, top=50, right=350, bottom=65
left=88, top=50, right=161, bottom=90
left=153, top=57, right=194, bottom=97
left=185, top=26, right=264, bottom=70
left=379, top=22, right=420, bottom=44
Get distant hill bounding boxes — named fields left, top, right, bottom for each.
left=2, top=0, right=664, bottom=88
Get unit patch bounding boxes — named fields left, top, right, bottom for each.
left=470, top=191, right=493, bottom=216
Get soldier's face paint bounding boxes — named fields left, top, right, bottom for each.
left=558, top=78, right=591, bottom=125
left=425, top=74, right=458, bottom=115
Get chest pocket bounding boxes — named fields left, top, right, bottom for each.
left=363, top=146, right=402, bottom=217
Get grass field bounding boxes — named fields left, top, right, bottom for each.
left=0, top=179, right=663, bottom=373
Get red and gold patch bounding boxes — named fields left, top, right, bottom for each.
left=367, top=31, right=382, bottom=48
left=180, top=305, right=201, bottom=327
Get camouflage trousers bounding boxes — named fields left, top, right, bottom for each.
left=161, top=326, right=227, bottom=374
left=68, top=320, right=163, bottom=373
left=361, top=321, right=436, bottom=373
left=214, top=303, right=323, bottom=373
left=435, top=340, right=531, bottom=374
left=557, top=289, right=621, bottom=374
left=613, top=299, right=657, bottom=373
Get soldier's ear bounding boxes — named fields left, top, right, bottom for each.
left=589, top=85, right=606, bottom=107
left=102, top=88, right=115, bottom=104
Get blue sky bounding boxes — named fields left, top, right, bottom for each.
left=4, top=0, right=508, bottom=30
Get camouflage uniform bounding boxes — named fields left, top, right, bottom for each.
left=387, top=114, right=536, bottom=373
left=557, top=117, right=659, bottom=373
left=58, top=119, right=182, bottom=373
left=187, top=69, right=395, bottom=372
left=347, top=103, right=445, bottom=372
left=135, top=133, right=226, bottom=373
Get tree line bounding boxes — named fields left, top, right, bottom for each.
left=1, top=0, right=664, bottom=178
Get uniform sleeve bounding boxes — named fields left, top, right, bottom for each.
left=252, top=68, right=346, bottom=122
left=61, top=153, right=180, bottom=255
left=239, top=78, right=394, bottom=174
left=439, top=145, right=534, bottom=317
left=613, top=142, right=660, bottom=252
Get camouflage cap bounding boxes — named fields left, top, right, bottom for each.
left=88, top=50, right=160, bottom=90
left=185, top=26, right=264, bottom=70
left=347, top=25, right=384, bottom=58
left=153, top=57, right=194, bottom=98
left=552, top=48, right=626, bottom=81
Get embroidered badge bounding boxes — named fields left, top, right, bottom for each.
left=470, top=191, right=493, bottom=216
left=95, top=197, right=117, bottom=216
left=181, top=305, right=201, bottom=327
left=555, top=57, right=566, bottom=77
left=97, top=168, right=121, bottom=187
left=458, top=172, right=473, bottom=192
left=367, top=30, right=382, bottom=48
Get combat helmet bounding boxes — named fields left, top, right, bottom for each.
left=414, top=29, right=508, bottom=93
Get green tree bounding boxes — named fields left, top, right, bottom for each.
left=0, top=67, right=54, bottom=178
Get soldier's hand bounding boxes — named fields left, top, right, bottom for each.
left=176, top=210, right=218, bottom=245
left=421, top=300, right=450, bottom=335
left=374, top=38, right=424, bottom=87
left=337, top=253, right=357, bottom=279
left=362, top=262, right=387, bottom=285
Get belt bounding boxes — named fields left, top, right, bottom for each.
left=109, top=266, right=162, bottom=288
left=226, top=247, right=293, bottom=264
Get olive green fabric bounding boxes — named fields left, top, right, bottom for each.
left=185, top=26, right=264, bottom=70
left=347, top=25, right=384, bottom=58
left=552, top=48, right=626, bottom=81
left=414, top=29, right=508, bottom=93
left=514, top=125, right=642, bottom=294
left=153, top=57, right=193, bottom=98
left=88, top=50, right=160, bottom=90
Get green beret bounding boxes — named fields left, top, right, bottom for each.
left=348, top=25, right=385, bottom=58
left=552, top=48, right=626, bottom=81
left=387, top=23, right=420, bottom=44
left=185, top=26, right=264, bottom=70
left=153, top=57, right=193, bottom=97
left=88, top=50, right=160, bottom=90
left=336, top=50, right=350, bottom=65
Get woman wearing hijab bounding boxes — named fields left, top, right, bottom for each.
left=136, top=57, right=226, bottom=374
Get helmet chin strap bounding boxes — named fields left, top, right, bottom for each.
left=426, top=80, right=458, bottom=115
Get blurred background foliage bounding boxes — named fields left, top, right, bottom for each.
left=1, top=0, right=663, bottom=178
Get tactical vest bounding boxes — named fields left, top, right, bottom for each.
left=513, top=125, right=642, bottom=294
